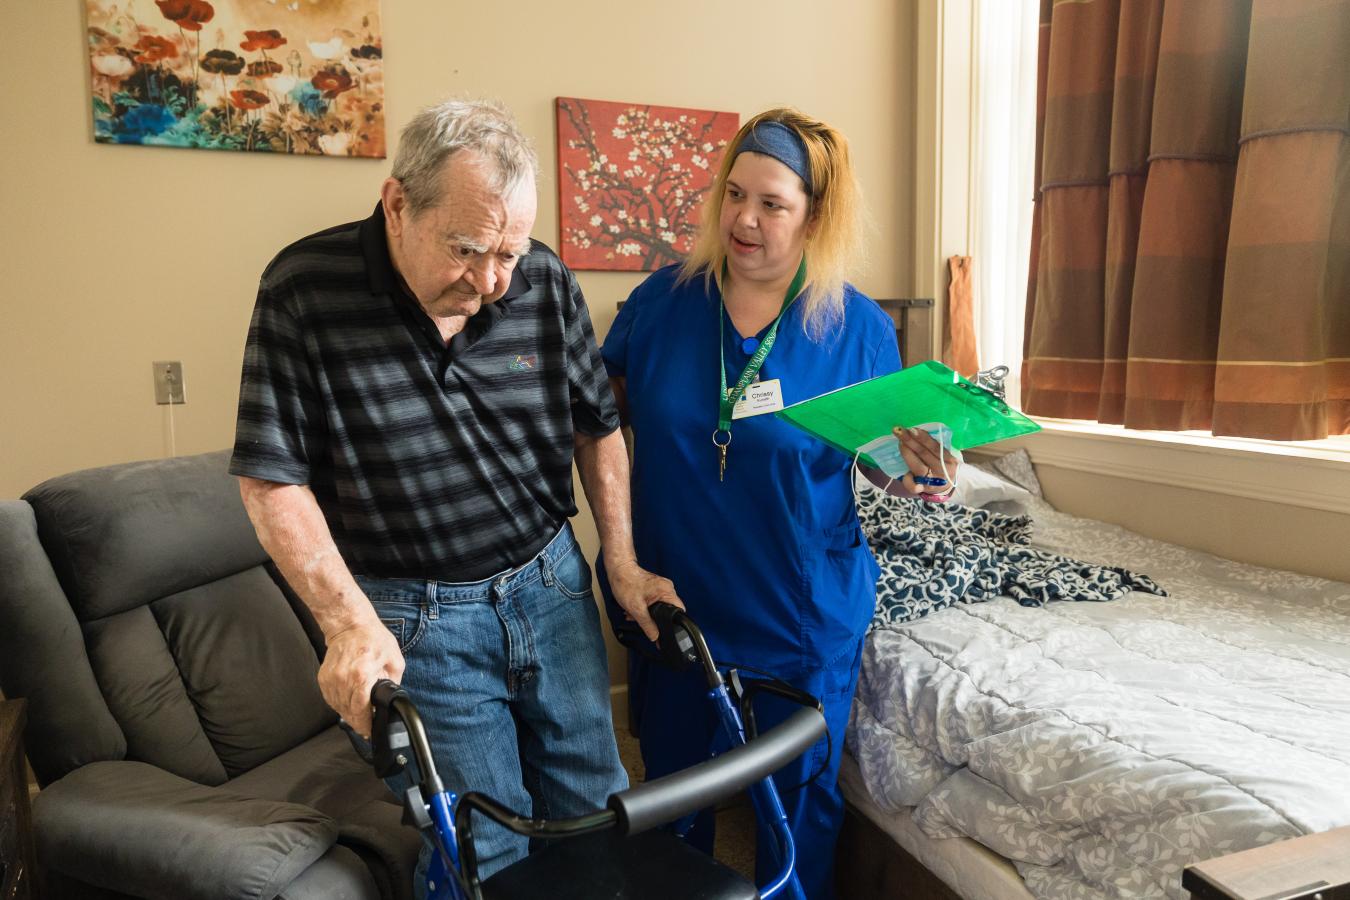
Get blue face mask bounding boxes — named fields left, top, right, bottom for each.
left=857, top=423, right=962, bottom=482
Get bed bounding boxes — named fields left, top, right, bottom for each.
left=839, top=453, right=1350, bottom=900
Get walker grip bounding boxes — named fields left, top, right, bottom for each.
left=608, top=706, right=827, bottom=836
left=651, top=601, right=698, bottom=671
left=370, top=678, right=410, bottom=779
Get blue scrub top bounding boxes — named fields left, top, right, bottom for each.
left=600, top=265, right=902, bottom=675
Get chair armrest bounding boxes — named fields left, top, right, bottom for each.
left=34, top=760, right=338, bottom=900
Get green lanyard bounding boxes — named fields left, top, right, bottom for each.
left=713, top=255, right=807, bottom=481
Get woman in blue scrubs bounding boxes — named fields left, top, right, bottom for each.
left=599, top=108, right=959, bottom=899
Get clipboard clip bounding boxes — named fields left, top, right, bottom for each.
left=953, top=365, right=1011, bottom=414
left=972, top=365, right=1010, bottom=401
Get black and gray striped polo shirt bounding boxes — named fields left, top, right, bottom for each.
left=229, top=203, right=619, bottom=582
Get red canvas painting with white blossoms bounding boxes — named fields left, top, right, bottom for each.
left=85, top=0, right=384, bottom=157
left=556, top=97, right=738, bottom=271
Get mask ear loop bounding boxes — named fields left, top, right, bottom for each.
left=932, top=438, right=964, bottom=493
left=851, top=450, right=895, bottom=513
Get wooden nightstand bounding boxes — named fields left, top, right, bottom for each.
left=0, top=699, right=38, bottom=900
left=1183, top=827, right=1350, bottom=900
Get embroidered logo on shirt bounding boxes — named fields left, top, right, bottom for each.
left=509, top=355, right=537, bottom=372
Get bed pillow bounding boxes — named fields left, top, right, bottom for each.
left=953, top=464, right=1033, bottom=508
left=852, top=462, right=1033, bottom=509
left=988, top=448, right=1043, bottom=498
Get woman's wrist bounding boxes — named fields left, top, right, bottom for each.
left=918, top=477, right=957, bottom=502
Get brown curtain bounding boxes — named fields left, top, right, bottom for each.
left=944, top=255, right=981, bottom=377
left=1023, top=0, right=1350, bottom=440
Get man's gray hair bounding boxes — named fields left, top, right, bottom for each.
left=391, top=98, right=539, bottom=214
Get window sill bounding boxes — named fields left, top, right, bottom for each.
left=995, top=418, right=1350, bottom=516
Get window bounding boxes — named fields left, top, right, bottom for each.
left=970, top=0, right=1038, bottom=409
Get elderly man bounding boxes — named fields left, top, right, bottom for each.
left=230, top=99, right=678, bottom=883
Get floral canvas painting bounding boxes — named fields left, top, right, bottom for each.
left=556, top=97, right=738, bottom=271
left=86, top=0, right=385, bottom=157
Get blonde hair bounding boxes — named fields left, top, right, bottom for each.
left=679, top=107, right=869, bottom=338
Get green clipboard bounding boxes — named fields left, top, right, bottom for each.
left=774, top=360, right=1040, bottom=468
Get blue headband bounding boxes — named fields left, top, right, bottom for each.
left=735, top=121, right=813, bottom=194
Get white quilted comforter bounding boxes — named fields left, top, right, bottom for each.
left=847, top=497, right=1350, bottom=899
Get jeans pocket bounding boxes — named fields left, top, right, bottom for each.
left=551, top=545, right=595, bottom=601
left=369, top=600, right=426, bottom=653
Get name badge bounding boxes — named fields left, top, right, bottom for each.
left=731, top=378, right=785, bottom=419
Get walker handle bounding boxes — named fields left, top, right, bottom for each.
left=651, top=601, right=700, bottom=671
left=651, top=601, right=723, bottom=688
left=607, top=705, right=827, bottom=835
left=369, top=679, right=445, bottom=797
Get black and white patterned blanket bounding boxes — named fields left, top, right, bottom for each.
left=860, top=497, right=1166, bottom=630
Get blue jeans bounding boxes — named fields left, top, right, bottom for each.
left=355, top=523, right=627, bottom=892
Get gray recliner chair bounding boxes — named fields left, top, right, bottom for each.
left=0, top=450, right=421, bottom=900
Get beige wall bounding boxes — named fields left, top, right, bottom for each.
left=1, top=2, right=917, bottom=688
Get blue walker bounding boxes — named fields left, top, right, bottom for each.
left=369, top=602, right=826, bottom=900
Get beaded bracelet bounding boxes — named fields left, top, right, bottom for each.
left=918, top=481, right=957, bottom=503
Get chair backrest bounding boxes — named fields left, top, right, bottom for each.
left=0, top=450, right=335, bottom=787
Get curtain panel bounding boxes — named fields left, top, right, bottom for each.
left=1022, top=0, right=1349, bottom=440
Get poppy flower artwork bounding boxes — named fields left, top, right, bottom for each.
left=556, top=97, right=738, bottom=271
left=84, top=0, right=385, bottom=157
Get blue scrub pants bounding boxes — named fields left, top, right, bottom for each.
left=634, top=642, right=863, bottom=900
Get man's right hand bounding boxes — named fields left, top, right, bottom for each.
left=605, top=557, right=683, bottom=643
left=318, top=620, right=405, bottom=739
left=236, top=479, right=404, bottom=739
